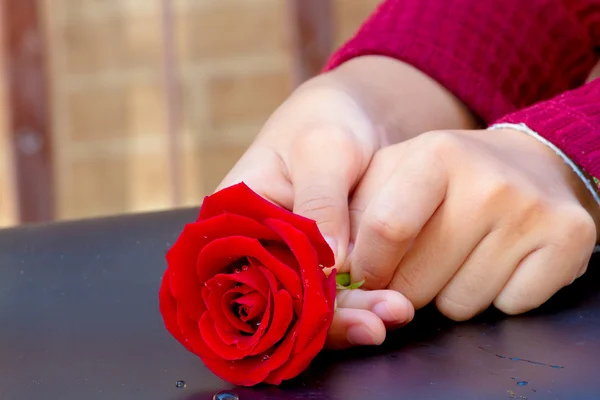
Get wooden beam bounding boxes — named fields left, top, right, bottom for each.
left=1, top=0, right=54, bottom=223
left=288, top=0, right=333, bottom=86
left=160, top=0, right=182, bottom=208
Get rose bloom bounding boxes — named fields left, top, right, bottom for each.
left=159, top=183, right=337, bottom=386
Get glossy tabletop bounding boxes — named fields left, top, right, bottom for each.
left=1, top=209, right=600, bottom=399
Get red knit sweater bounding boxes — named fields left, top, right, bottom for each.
left=324, top=0, right=600, bottom=181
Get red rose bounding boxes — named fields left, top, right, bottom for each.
left=159, top=182, right=337, bottom=386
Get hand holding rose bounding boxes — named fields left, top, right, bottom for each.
left=346, top=128, right=599, bottom=320
left=216, top=57, right=477, bottom=349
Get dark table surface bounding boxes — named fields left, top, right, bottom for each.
left=1, top=209, right=600, bottom=400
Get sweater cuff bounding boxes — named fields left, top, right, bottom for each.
left=489, top=122, right=600, bottom=210
left=494, top=80, right=600, bottom=179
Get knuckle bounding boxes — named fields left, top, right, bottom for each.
left=294, top=189, right=339, bottom=218
left=493, top=290, right=537, bottom=316
left=558, top=205, right=596, bottom=248
left=389, top=268, right=429, bottom=307
left=358, top=264, right=389, bottom=289
left=478, top=175, right=514, bottom=204
left=435, top=295, right=479, bottom=322
left=422, top=130, right=464, bottom=160
left=295, top=126, right=360, bottom=157
left=367, top=206, right=418, bottom=245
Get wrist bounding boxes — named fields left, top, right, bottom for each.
left=324, top=56, right=480, bottom=144
left=490, top=124, right=600, bottom=242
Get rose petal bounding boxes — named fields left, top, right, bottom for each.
left=252, top=289, right=293, bottom=355
left=250, top=267, right=294, bottom=355
left=265, top=272, right=337, bottom=384
left=263, top=218, right=332, bottom=354
left=158, top=272, right=193, bottom=352
left=202, top=327, right=296, bottom=387
left=205, top=269, right=269, bottom=341
left=259, top=243, right=304, bottom=315
left=234, top=291, right=267, bottom=322
left=198, top=182, right=334, bottom=267
left=199, top=313, right=258, bottom=360
left=167, top=213, right=279, bottom=320
left=206, top=268, right=270, bottom=296
left=176, top=305, right=205, bottom=357
left=222, top=287, right=255, bottom=334
left=197, top=238, right=302, bottom=300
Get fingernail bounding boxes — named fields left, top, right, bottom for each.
left=347, top=325, right=377, bottom=345
left=372, top=301, right=396, bottom=322
left=324, top=236, right=338, bottom=260
left=372, top=298, right=411, bottom=323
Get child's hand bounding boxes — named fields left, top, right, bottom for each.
left=216, top=66, right=409, bottom=350
left=347, top=128, right=599, bottom=320
left=215, top=56, right=479, bottom=349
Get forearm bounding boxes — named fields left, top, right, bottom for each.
left=324, top=0, right=598, bottom=124
left=320, top=56, right=479, bottom=145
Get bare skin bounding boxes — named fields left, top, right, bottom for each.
left=217, top=56, right=599, bottom=349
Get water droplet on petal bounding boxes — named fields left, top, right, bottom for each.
left=234, top=268, right=241, bottom=274
left=255, top=321, right=260, bottom=327
left=261, top=354, right=270, bottom=361
left=203, top=282, right=208, bottom=287
left=213, top=390, right=239, bottom=400
left=242, top=265, right=248, bottom=271
left=175, top=380, right=186, bottom=388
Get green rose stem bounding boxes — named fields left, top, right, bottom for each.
left=333, top=272, right=365, bottom=311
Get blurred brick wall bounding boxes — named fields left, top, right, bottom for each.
left=1, top=0, right=380, bottom=225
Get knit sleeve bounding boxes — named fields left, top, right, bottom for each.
left=494, top=78, right=600, bottom=179
left=324, top=0, right=598, bottom=124
left=493, top=0, right=600, bottom=180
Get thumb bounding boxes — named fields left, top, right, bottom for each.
left=289, top=132, right=362, bottom=269
left=293, top=180, right=350, bottom=269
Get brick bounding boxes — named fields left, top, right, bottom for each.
left=175, top=0, right=288, bottom=61
left=57, top=150, right=171, bottom=220
left=66, top=81, right=165, bottom=142
left=181, top=143, right=249, bottom=205
left=58, top=11, right=162, bottom=74
left=206, top=70, right=291, bottom=130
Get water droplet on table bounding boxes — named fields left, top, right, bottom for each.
left=213, top=390, right=239, bottom=400
left=516, top=381, right=528, bottom=386
left=175, top=380, right=186, bottom=388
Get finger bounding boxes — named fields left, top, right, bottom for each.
left=435, top=226, right=534, bottom=321
left=290, top=129, right=366, bottom=268
left=387, top=198, right=488, bottom=309
left=349, top=144, right=448, bottom=289
left=493, top=244, right=588, bottom=315
left=336, top=288, right=415, bottom=327
left=216, top=145, right=294, bottom=209
left=325, top=308, right=386, bottom=350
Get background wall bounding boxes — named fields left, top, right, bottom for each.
left=0, top=0, right=380, bottom=226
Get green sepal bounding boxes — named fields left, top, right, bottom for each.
left=335, top=272, right=365, bottom=291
